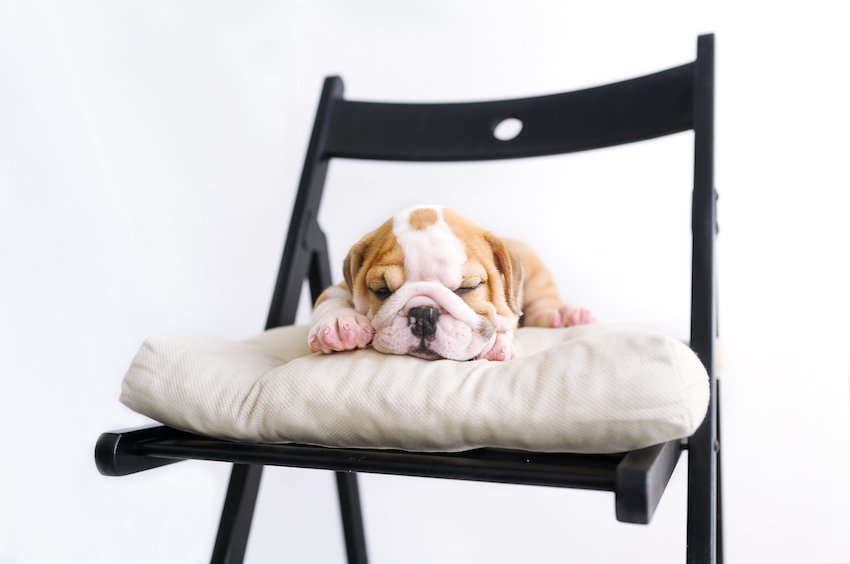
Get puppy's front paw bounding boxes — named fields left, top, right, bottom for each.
left=555, top=305, right=596, bottom=327
left=309, top=313, right=374, bottom=353
left=525, top=305, right=596, bottom=328
left=476, top=333, right=518, bottom=361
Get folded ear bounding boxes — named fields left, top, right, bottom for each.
left=343, top=233, right=372, bottom=292
left=486, top=233, right=523, bottom=316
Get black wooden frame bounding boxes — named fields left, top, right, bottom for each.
left=96, top=34, right=720, bottom=563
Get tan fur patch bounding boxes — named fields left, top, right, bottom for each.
left=442, top=208, right=523, bottom=318
left=345, top=218, right=410, bottom=317
left=409, top=207, right=439, bottom=230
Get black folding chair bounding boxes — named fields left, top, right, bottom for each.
left=96, top=34, right=720, bottom=564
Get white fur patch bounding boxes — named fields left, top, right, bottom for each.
left=392, top=206, right=466, bottom=288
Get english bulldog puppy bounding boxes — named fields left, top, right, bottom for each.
left=308, top=206, right=595, bottom=361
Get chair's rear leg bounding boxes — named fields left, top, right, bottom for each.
left=686, top=406, right=718, bottom=564
left=336, top=472, right=369, bottom=564
left=211, top=464, right=264, bottom=564
left=716, top=380, right=723, bottom=564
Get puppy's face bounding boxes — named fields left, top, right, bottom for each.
left=344, top=206, right=522, bottom=360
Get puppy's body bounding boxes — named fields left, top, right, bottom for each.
left=309, top=206, right=594, bottom=361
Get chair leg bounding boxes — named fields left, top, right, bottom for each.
left=336, top=472, right=369, bottom=564
left=716, top=380, right=723, bottom=564
left=686, top=398, right=718, bottom=564
left=211, top=464, right=264, bottom=564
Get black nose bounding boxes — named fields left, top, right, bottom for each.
left=408, top=307, right=439, bottom=339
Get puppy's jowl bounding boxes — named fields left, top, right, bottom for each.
left=309, top=206, right=595, bottom=361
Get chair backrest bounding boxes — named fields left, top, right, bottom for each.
left=323, top=63, right=693, bottom=162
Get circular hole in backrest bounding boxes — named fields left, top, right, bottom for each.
left=493, top=117, right=523, bottom=141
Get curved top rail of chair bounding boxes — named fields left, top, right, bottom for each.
left=324, top=63, right=695, bottom=162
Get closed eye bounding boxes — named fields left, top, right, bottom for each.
left=454, top=282, right=484, bottom=296
left=372, top=287, right=393, bottom=299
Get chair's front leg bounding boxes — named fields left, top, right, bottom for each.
left=211, top=464, right=264, bottom=564
left=336, top=472, right=369, bottom=564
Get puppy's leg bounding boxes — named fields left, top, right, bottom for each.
left=308, top=283, right=374, bottom=353
left=509, top=240, right=596, bottom=328
left=476, top=332, right=518, bottom=361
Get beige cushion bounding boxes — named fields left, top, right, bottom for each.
left=120, top=324, right=709, bottom=454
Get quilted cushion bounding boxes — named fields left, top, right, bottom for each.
left=119, top=324, right=709, bottom=454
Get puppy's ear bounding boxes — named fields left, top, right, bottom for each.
left=486, top=233, right=523, bottom=316
left=343, top=218, right=397, bottom=293
left=343, top=234, right=371, bottom=292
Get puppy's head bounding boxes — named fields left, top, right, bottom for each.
left=344, top=206, right=521, bottom=360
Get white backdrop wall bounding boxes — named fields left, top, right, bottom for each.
left=1, top=2, right=849, bottom=563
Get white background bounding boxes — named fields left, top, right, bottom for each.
left=1, top=1, right=849, bottom=563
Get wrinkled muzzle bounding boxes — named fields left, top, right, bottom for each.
left=370, top=282, right=495, bottom=360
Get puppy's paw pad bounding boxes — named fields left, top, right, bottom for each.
left=309, top=315, right=373, bottom=353
left=559, top=305, right=596, bottom=326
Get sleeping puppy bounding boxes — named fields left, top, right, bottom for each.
left=308, top=205, right=595, bottom=361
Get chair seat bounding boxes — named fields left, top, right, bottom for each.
left=96, top=424, right=682, bottom=524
